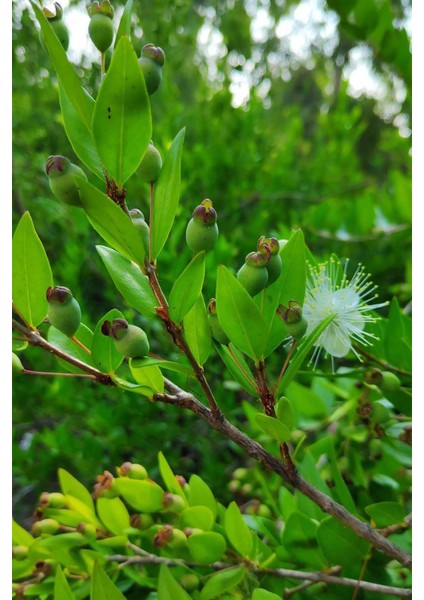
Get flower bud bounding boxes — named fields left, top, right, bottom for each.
left=46, top=286, right=81, bottom=337
left=12, top=353, right=24, bottom=377
left=277, top=301, right=308, bottom=340
left=118, top=461, right=148, bottom=480
left=236, top=251, right=269, bottom=297
left=139, top=44, right=165, bottom=95
left=92, top=470, right=119, bottom=499
left=102, top=318, right=150, bottom=358
left=186, top=200, right=219, bottom=253
left=207, top=299, right=229, bottom=345
left=138, top=141, right=162, bottom=183
left=45, top=155, right=87, bottom=207
left=32, top=518, right=60, bottom=536
left=88, top=1, right=114, bottom=53
left=258, top=236, right=282, bottom=285
left=41, top=3, right=69, bottom=51
left=130, top=209, right=150, bottom=254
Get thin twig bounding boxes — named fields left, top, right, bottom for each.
left=376, top=514, right=412, bottom=538
left=273, top=339, right=297, bottom=395
left=71, top=335, right=91, bottom=354
left=353, top=345, right=412, bottom=378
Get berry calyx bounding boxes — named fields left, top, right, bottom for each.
left=46, top=286, right=81, bottom=337
left=277, top=301, right=308, bottom=340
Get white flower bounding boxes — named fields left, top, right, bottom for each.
left=302, top=258, right=387, bottom=366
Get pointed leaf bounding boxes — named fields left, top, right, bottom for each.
left=157, top=565, right=192, bottom=600
left=59, top=84, right=103, bottom=179
left=216, top=266, right=266, bottom=361
left=54, top=565, right=76, bottom=600
left=317, top=517, right=369, bottom=567
left=91, top=561, right=126, bottom=600
left=78, top=178, right=145, bottom=265
left=151, top=129, right=185, bottom=259
left=224, top=501, right=253, bottom=557
left=129, top=357, right=192, bottom=376
left=12, top=212, right=53, bottom=327
left=129, top=360, right=164, bottom=396
left=97, top=497, right=130, bottom=536
left=113, top=478, right=165, bottom=512
left=183, top=295, right=212, bottom=366
left=169, top=252, right=205, bottom=322
left=12, top=519, right=34, bottom=546
left=47, top=323, right=93, bottom=374
left=32, top=2, right=93, bottom=130
left=187, top=474, right=218, bottom=519
left=115, top=0, right=133, bottom=47
left=364, top=502, right=406, bottom=528
left=215, top=344, right=258, bottom=396
left=188, top=532, right=227, bottom=564
left=92, top=35, right=151, bottom=185
left=97, top=246, right=157, bottom=318
left=158, top=452, right=188, bottom=500
left=255, top=413, right=291, bottom=443
left=58, top=469, right=95, bottom=514
left=200, top=566, right=246, bottom=600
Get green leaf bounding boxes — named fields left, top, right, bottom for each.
left=282, top=511, right=326, bottom=568
left=169, top=252, right=205, bottom=322
left=157, top=565, right=192, bottom=600
left=12, top=212, right=53, bottom=327
left=47, top=323, right=93, bottom=374
left=78, top=179, right=145, bottom=265
left=255, top=413, right=291, bottom=443
left=200, top=566, right=246, bottom=600
left=216, top=266, right=267, bottom=361
left=188, top=532, right=227, bottom=564
left=252, top=590, right=281, bottom=600
left=115, top=0, right=133, bottom=47
left=364, top=502, right=406, bottom=528
left=215, top=344, right=258, bottom=396
left=113, top=478, right=165, bottom=512
left=58, top=469, right=96, bottom=514
left=317, top=517, right=369, bottom=568
left=183, top=295, right=212, bottom=365
left=275, top=397, right=295, bottom=430
left=277, top=314, right=335, bottom=394
left=91, top=309, right=125, bottom=373
left=150, top=129, right=185, bottom=259
left=54, top=565, right=76, bottom=600
left=59, top=84, right=103, bottom=179
left=97, top=497, right=130, bottom=535
left=32, top=2, right=93, bottom=130
left=129, top=360, right=164, bottom=396
left=261, top=229, right=306, bottom=356
left=181, top=506, right=214, bottom=531
left=92, top=35, right=151, bottom=186
left=97, top=246, right=157, bottom=318
left=111, top=374, right=154, bottom=397
left=129, top=357, right=192, bottom=377
left=158, top=452, right=188, bottom=500
left=187, top=474, right=217, bottom=519
left=91, top=561, right=126, bottom=600
left=224, top=501, right=253, bottom=557
left=12, top=518, right=34, bottom=546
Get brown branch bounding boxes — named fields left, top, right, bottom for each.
left=12, top=319, right=114, bottom=387
left=156, top=380, right=412, bottom=570
left=106, top=551, right=411, bottom=597
left=376, top=513, right=412, bottom=538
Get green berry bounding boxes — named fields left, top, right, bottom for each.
left=237, top=251, right=269, bottom=296
left=119, top=461, right=148, bottom=480
left=138, top=142, right=162, bottom=183
left=41, top=3, right=69, bottom=51
left=39, top=491, right=67, bottom=508
left=139, top=44, right=165, bottom=95
left=12, top=545, right=29, bottom=561
left=277, top=301, right=308, bottom=340
left=46, top=155, right=87, bottom=207
left=32, top=519, right=60, bottom=536
left=186, top=199, right=219, bottom=253
left=380, top=371, right=401, bottom=393
left=76, top=523, right=97, bottom=540
left=89, top=14, right=114, bottom=52
left=102, top=318, right=150, bottom=358
left=12, top=353, right=24, bottom=377
left=162, top=493, right=186, bottom=513
left=46, top=286, right=81, bottom=337
left=285, top=317, right=308, bottom=340
left=130, top=209, right=150, bottom=254
left=207, top=299, right=229, bottom=345
left=179, top=573, right=200, bottom=591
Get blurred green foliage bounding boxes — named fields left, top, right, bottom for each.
left=13, top=0, right=411, bottom=561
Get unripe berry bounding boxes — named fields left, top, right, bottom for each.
left=130, top=513, right=154, bottom=530
left=118, top=461, right=148, bottom=480
left=102, top=318, right=150, bottom=358
left=88, top=1, right=115, bottom=53
left=277, top=301, right=308, bottom=340
left=46, top=286, right=81, bottom=337
left=41, top=3, right=69, bottom=51
left=380, top=371, right=401, bottom=393
left=39, top=491, right=67, bottom=509
left=76, top=523, right=97, bottom=540
left=45, top=155, right=87, bottom=207
left=138, top=142, right=162, bottom=183
left=12, top=545, right=29, bottom=561
left=179, top=573, right=200, bottom=591
left=32, top=518, right=60, bottom=536
left=237, top=251, right=269, bottom=296
left=12, top=353, right=24, bottom=377
left=162, top=492, right=185, bottom=513
left=130, top=209, right=150, bottom=254
left=207, top=299, right=229, bottom=345
left=258, top=236, right=282, bottom=285
left=186, top=200, right=219, bottom=253
left=139, top=44, right=165, bottom=95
